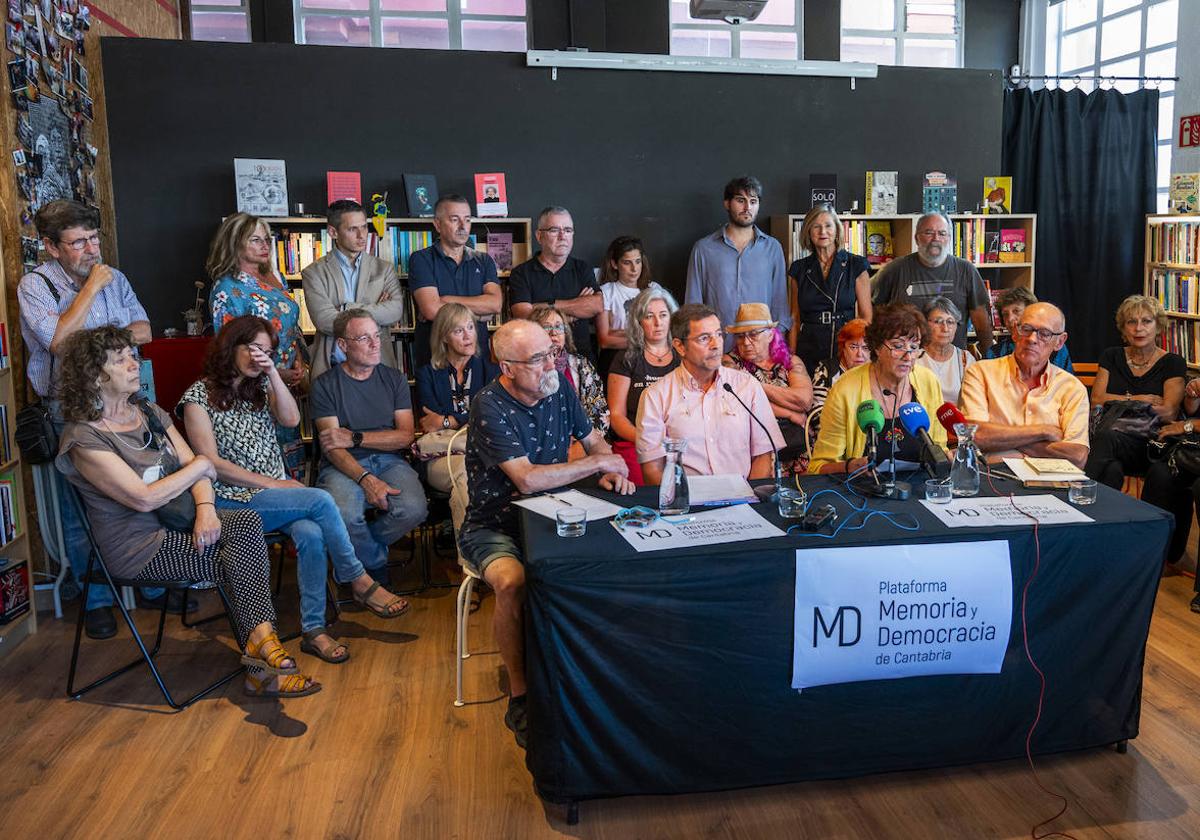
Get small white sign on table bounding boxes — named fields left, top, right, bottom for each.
left=613, top=503, right=785, bottom=553
left=514, top=490, right=623, bottom=522
left=919, top=494, right=1093, bottom=528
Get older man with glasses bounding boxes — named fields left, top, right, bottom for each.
left=959, top=302, right=1089, bottom=469
left=459, top=319, right=633, bottom=749
left=310, top=308, right=428, bottom=588
left=872, top=211, right=994, bottom=353
left=637, top=303, right=784, bottom=485
left=17, top=199, right=163, bottom=640
left=508, top=205, right=602, bottom=361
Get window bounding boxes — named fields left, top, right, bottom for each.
left=1044, top=0, right=1179, bottom=211
left=190, top=1, right=251, bottom=42
left=668, top=0, right=801, bottom=60
left=840, top=0, right=963, bottom=68
left=296, top=0, right=527, bottom=51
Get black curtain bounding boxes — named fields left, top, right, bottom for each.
left=1002, top=88, right=1158, bottom=361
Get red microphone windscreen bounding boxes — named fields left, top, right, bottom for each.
left=936, top=402, right=966, bottom=431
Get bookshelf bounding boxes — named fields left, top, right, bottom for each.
left=771, top=212, right=1037, bottom=340
left=0, top=235, right=35, bottom=659
left=1145, top=212, right=1200, bottom=369
left=261, top=216, right=531, bottom=381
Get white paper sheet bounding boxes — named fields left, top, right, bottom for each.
left=513, top=490, right=624, bottom=522
left=612, top=503, right=785, bottom=553
left=686, top=473, right=758, bottom=506
left=919, top=494, right=1093, bottom=527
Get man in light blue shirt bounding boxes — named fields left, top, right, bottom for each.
left=685, top=176, right=790, bottom=351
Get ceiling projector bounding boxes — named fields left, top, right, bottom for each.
left=688, top=0, right=767, bottom=25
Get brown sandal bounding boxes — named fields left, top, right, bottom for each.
left=300, top=627, right=350, bottom=664
left=241, top=632, right=299, bottom=676
left=243, top=667, right=322, bottom=698
left=352, top=581, right=411, bottom=619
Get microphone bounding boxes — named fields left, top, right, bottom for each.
left=723, top=382, right=782, bottom=501
left=936, top=402, right=966, bottom=437
left=897, top=402, right=951, bottom=479
left=849, top=389, right=909, bottom=500
left=856, top=399, right=884, bottom=467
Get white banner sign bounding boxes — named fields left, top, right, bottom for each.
left=612, top=503, right=785, bottom=553
left=919, top=494, right=1093, bottom=528
left=792, top=541, right=1013, bottom=689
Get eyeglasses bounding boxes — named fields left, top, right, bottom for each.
left=247, top=236, right=270, bottom=246
left=541, top=324, right=566, bottom=334
left=244, top=342, right=272, bottom=354
left=928, top=317, right=958, bottom=328
left=916, top=229, right=950, bottom=240
left=345, top=332, right=382, bottom=345
left=687, top=330, right=725, bottom=347
left=538, top=226, right=574, bottom=236
left=60, top=233, right=100, bottom=251
left=450, top=324, right=476, bottom=337
left=883, top=341, right=925, bottom=359
left=734, top=328, right=772, bottom=342
left=503, top=352, right=555, bottom=368
left=1015, top=324, right=1064, bottom=341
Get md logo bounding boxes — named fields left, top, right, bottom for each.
left=812, top=606, right=861, bottom=647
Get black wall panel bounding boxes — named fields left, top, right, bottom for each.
left=102, top=38, right=1003, bottom=328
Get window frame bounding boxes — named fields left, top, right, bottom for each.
left=189, top=1, right=253, bottom=43
left=293, top=1, right=528, bottom=51
left=840, top=0, right=964, bottom=68
left=668, top=0, right=804, bottom=60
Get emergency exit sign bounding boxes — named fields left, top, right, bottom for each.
left=1183, top=114, right=1200, bottom=148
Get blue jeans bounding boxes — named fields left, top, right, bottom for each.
left=218, top=487, right=367, bottom=633
left=317, top=454, right=428, bottom=572
left=49, top=404, right=164, bottom=610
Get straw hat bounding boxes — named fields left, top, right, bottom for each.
left=725, top=302, right=777, bottom=334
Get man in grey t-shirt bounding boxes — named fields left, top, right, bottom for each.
left=311, top=308, right=428, bottom=583
left=872, top=212, right=994, bottom=352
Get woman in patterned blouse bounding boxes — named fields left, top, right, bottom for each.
left=180, top=316, right=410, bottom=665
left=529, top=303, right=610, bottom=436
left=205, top=213, right=309, bottom=478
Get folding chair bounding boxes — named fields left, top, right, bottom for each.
left=64, top=486, right=244, bottom=711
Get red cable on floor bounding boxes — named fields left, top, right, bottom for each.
left=985, top=471, right=1079, bottom=840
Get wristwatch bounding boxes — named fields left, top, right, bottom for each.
left=442, top=416, right=452, bottom=430
left=351, top=431, right=364, bottom=448
left=1185, top=421, right=1194, bottom=434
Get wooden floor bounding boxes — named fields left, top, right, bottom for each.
left=1, top=542, right=1199, bottom=839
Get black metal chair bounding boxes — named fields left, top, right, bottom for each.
left=65, top=487, right=244, bottom=711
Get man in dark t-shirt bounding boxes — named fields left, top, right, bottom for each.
left=507, top=205, right=601, bottom=359
left=459, top=319, right=633, bottom=748
left=311, top=308, right=428, bottom=586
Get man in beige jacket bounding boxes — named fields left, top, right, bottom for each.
left=303, top=199, right=407, bottom=378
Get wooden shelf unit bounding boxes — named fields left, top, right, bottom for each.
left=1145, top=212, right=1200, bottom=370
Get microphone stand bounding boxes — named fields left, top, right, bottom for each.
left=722, top=382, right=782, bottom=502
left=853, top=388, right=911, bottom=500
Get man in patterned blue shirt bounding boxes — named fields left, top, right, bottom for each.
left=459, top=319, right=633, bottom=748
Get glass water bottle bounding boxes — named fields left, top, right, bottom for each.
left=658, top=438, right=690, bottom=515
left=950, top=422, right=981, bottom=497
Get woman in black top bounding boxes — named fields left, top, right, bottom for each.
left=1086, top=295, right=1185, bottom=488
left=606, top=286, right=680, bottom=484
left=788, top=205, right=872, bottom=375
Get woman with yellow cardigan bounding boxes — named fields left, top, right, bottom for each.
left=808, top=303, right=948, bottom=475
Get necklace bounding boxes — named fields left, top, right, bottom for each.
left=1126, top=348, right=1155, bottom=369
left=100, top=414, right=152, bottom=451
left=645, top=345, right=672, bottom=364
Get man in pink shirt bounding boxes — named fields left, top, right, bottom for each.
left=637, top=303, right=783, bottom=483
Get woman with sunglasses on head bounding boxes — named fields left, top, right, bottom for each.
left=808, top=303, right=947, bottom=475
left=788, top=204, right=872, bottom=375
left=528, top=303, right=610, bottom=435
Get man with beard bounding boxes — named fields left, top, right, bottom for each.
left=959, top=302, right=1088, bottom=469
left=684, top=176, right=789, bottom=352
left=872, top=212, right=994, bottom=352
left=408, top=193, right=502, bottom=368
left=637, top=304, right=783, bottom=484
left=18, top=200, right=162, bottom=639
left=458, top=319, right=633, bottom=748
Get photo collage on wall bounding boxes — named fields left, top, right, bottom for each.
left=6, top=1, right=95, bottom=269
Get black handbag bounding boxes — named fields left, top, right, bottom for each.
left=14, top=402, right=58, bottom=464
left=1148, top=432, right=1200, bottom=479
left=1089, top=399, right=1160, bottom=440
left=136, top=401, right=197, bottom=531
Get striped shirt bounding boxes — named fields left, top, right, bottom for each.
left=17, top=260, right=149, bottom=397
left=959, top=355, right=1089, bottom=461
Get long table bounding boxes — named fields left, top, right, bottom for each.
left=519, top=476, right=1171, bottom=810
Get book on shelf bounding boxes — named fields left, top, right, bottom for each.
left=384, top=228, right=435, bottom=276
left=865, top=221, right=893, bottom=266
left=0, top=404, right=8, bottom=463
left=922, top=171, right=957, bottom=215
left=840, top=218, right=867, bottom=259
left=1160, top=318, right=1200, bottom=366
left=0, top=469, right=19, bottom=546
left=1150, top=219, right=1200, bottom=264
left=998, top=228, right=1026, bottom=263
left=1170, top=173, right=1198, bottom=214
left=1149, top=268, right=1200, bottom=314
left=865, top=171, right=897, bottom=215
left=291, top=288, right=317, bottom=333
left=327, top=171, right=362, bottom=205
left=810, top=173, right=837, bottom=210
left=0, top=322, right=8, bottom=369
left=403, top=174, right=439, bottom=218
left=273, top=229, right=334, bottom=278
left=474, top=173, right=508, bottom=218
left=982, top=280, right=1004, bottom=330
left=487, top=232, right=514, bottom=272
left=951, top=217, right=994, bottom=264
left=982, top=176, right=1011, bottom=214
left=234, top=158, right=289, bottom=217
left=0, top=558, right=31, bottom=624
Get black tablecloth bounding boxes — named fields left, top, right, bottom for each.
left=519, top=476, right=1172, bottom=804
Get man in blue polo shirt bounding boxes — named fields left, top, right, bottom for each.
left=408, top=194, right=503, bottom=368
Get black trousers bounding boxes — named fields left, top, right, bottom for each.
left=1140, top=461, right=1200, bottom=592
left=1085, top=429, right=1151, bottom=489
